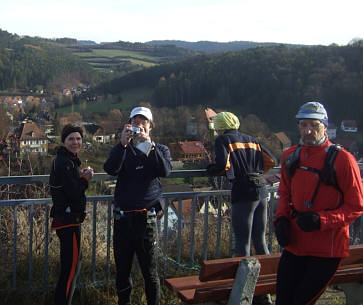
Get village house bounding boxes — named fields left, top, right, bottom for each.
left=273, top=132, right=291, bottom=151
left=17, top=121, right=48, bottom=156
left=168, top=141, right=209, bottom=162
left=186, top=117, right=198, bottom=136
left=62, top=89, right=72, bottom=96
left=333, top=138, right=359, bottom=159
left=83, top=121, right=118, bottom=144
left=341, top=120, right=358, bottom=133
left=327, top=123, right=337, bottom=140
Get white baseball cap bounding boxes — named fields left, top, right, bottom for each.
left=129, top=107, right=153, bottom=121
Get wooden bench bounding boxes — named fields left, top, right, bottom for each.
left=165, top=244, right=363, bottom=304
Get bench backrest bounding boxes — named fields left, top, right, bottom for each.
left=199, top=244, right=363, bottom=282
left=200, top=253, right=280, bottom=281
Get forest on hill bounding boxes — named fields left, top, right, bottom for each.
left=0, top=29, right=98, bottom=91
left=95, top=42, right=363, bottom=131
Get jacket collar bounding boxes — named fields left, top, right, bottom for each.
left=56, top=146, right=81, bottom=166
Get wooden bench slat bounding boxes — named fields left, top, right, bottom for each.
left=165, top=276, right=234, bottom=292
left=165, top=275, right=199, bottom=292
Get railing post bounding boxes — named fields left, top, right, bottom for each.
left=268, top=193, right=277, bottom=252
left=13, top=204, right=17, bottom=289
left=92, top=201, right=97, bottom=282
left=202, top=196, right=209, bottom=260
left=162, top=198, right=169, bottom=275
left=229, top=204, right=234, bottom=257
left=215, top=195, right=223, bottom=259
left=189, top=196, right=196, bottom=265
left=28, top=204, right=34, bottom=286
left=177, top=199, right=183, bottom=263
left=106, top=200, right=112, bottom=283
left=44, top=204, right=49, bottom=286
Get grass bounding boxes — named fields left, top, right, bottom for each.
left=75, top=49, right=157, bottom=62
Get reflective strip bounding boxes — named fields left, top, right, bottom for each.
left=66, top=232, right=79, bottom=297
left=228, top=142, right=261, bottom=152
left=225, top=152, right=231, bottom=171
left=262, top=151, right=275, bottom=172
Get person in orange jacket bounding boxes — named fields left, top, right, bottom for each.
left=274, top=101, right=363, bottom=305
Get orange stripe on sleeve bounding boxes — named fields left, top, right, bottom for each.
left=66, top=232, right=79, bottom=297
left=225, top=151, right=231, bottom=172
left=228, top=142, right=261, bottom=152
left=262, top=151, right=275, bottom=172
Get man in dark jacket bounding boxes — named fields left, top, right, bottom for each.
left=104, top=107, right=172, bottom=305
left=207, top=112, right=277, bottom=305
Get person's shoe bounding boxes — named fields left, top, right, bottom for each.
left=252, top=294, right=273, bottom=305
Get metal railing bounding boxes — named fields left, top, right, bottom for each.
left=0, top=168, right=362, bottom=293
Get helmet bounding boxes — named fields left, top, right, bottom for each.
left=296, top=101, right=328, bottom=126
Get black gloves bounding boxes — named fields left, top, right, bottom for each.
left=275, top=216, right=290, bottom=247
left=297, top=211, right=320, bottom=232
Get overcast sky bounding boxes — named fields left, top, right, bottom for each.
left=1, top=0, right=362, bottom=45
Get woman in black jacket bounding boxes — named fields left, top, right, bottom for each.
left=49, top=124, right=94, bottom=305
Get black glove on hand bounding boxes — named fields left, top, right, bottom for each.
left=297, top=211, right=320, bottom=232
left=275, top=216, right=290, bottom=247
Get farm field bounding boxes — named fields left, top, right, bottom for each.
left=55, top=87, right=154, bottom=115
left=72, top=48, right=159, bottom=71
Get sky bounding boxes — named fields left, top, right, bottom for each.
left=1, top=0, right=362, bottom=46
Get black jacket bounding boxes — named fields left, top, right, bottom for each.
left=49, top=146, right=88, bottom=220
left=104, top=140, right=172, bottom=211
left=207, top=130, right=277, bottom=203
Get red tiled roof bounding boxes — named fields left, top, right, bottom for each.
left=274, top=132, right=291, bottom=146
left=204, top=108, right=217, bottom=122
left=179, top=141, right=207, bottom=154
left=19, top=122, right=46, bottom=140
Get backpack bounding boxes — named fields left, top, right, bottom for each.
left=284, top=144, right=342, bottom=209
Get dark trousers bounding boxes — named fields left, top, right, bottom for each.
left=231, top=198, right=269, bottom=256
left=54, top=226, right=81, bottom=305
left=276, top=250, right=341, bottom=305
left=113, top=211, right=160, bottom=305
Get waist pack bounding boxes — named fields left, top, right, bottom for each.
left=246, top=173, right=266, bottom=188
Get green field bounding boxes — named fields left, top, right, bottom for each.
left=55, top=87, right=154, bottom=115
left=76, top=49, right=157, bottom=61
left=73, top=48, right=158, bottom=71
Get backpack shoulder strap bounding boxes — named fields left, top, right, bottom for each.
left=284, top=145, right=301, bottom=178
left=319, top=144, right=341, bottom=189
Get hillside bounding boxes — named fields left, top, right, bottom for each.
left=95, top=43, right=363, bottom=132
left=0, top=29, right=197, bottom=90
left=146, top=40, right=309, bottom=53
left=0, top=30, right=97, bottom=91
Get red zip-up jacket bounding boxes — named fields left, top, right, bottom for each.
left=276, top=139, right=363, bottom=257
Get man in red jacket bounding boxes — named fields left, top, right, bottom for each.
left=274, top=101, right=363, bottom=305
